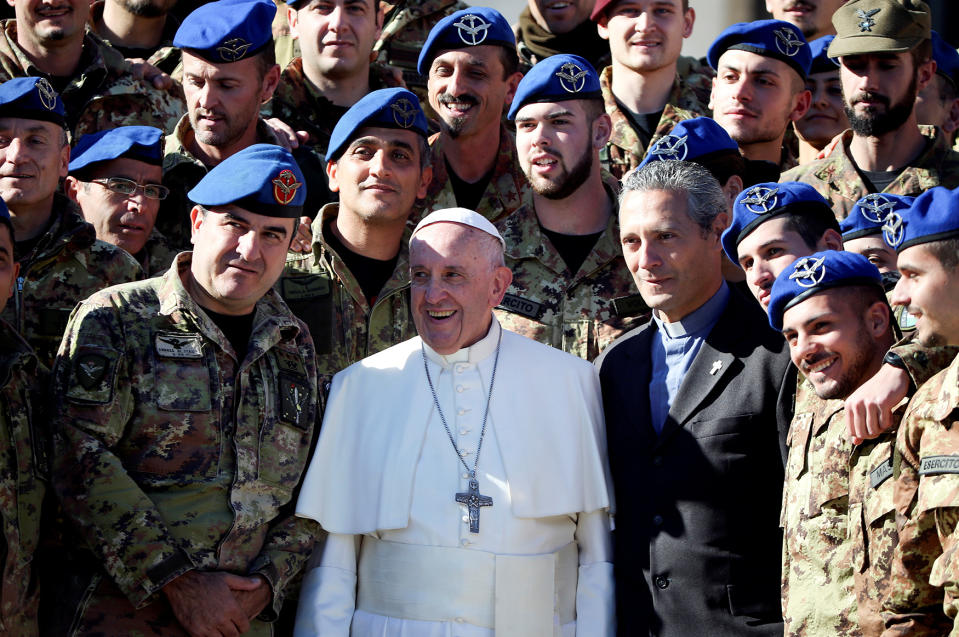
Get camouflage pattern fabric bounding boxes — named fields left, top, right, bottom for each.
left=881, top=353, right=959, bottom=636
left=159, top=115, right=284, bottom=250
left=416, top=124, right=530, bottom=226
left=889, top=333, right=958, bottom=393
left=781, top=126, right=959, bottom=220
left=137, top=229, right=180, bottom=278
left=0, top=21, right=184, bottom=140
left=277, top=204, right=416, bottom=393
left=49, top=253, right=320, bottom=635
left=598, top=57, right=713, bottom=181
left=782, top=378, right=899, bottom=636
left=0, top=195, right=142, bottom=370
left=265, top=56, right=402, bottom=157
left=493, top=193, right=646, bottom=362
left=0, top=320, right=45, bottom=637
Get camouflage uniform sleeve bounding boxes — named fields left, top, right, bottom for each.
left=889, top=335, right=959, bottom=389
left=50, top=300, right=195, bottom=608
left=881, top=387, right=954, bottom=636
left=248, top=327, right=322, bottom=621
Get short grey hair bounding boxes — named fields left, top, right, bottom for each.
left=619, top=160, right=728, bottom=235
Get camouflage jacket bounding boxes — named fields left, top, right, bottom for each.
left=375, top=0, right=468, bottom=99
left=598, top=58, right=714, bottom=180
left=0, top=321, right=45, bottom=637
left=782, top=379, right=899, bottom=636
left=0, top=195, right=142, bottom=369
left=50, top=253, right=320, bottom=634
left=277, top=204, right=416, bottom=392
left=0, top=20, right=184, bottom=140
left=417, top=124, right=530, bottom=226
left=265, top=56, right=402, bottom=157
left=137, top=228, right=179, bottom=278
left=881, top=352, right=959, bottom=636
left=781, top=126, right=959, bottom=220
left=493, top=194, right=646, bottom=361
left=159, top=115, right=283, bottom=250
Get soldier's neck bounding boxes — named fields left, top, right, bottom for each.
left=188, top=120, right=259, bottom=168
left=330, top=208, right=404, bottom=262
left=738, top=135, right=785, bottom=165
left=16, top=30, right=83, bottom=78
left=97, top=1, right=167, bottom=51
left=849, top=118, right=927, bottom=173
left=797, top=136, right=826, bottom=165
left=303, top=63, right=371, bottom=108
left=9, top=199, right=54, bottom=243
left=442, top=123, right=501, bottom=183
left=609, top=60, right=676, bottom=115
left=534, top=169, right=611, bottom=236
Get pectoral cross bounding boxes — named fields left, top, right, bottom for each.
left=455, top=478, right=493, bottom=533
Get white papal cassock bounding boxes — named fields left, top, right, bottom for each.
left=293, top=317, right=614, bottom=637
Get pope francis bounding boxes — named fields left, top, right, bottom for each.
left=293, top=208, right=614, bottom=636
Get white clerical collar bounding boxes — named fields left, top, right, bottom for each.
left=421, top=314, right=501, bottom=368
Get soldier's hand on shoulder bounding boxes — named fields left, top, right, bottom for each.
left=290, top=216, right=313, bottom=254
left=162, top=570, right=253, bottom=637
left=264, top=117, right=309, bottom=151
left=845, top=363, right=910, bottom=444
left=127, top=58, right=174, bottom=91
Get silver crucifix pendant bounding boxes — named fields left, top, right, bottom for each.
left=455, top=478, right=493, bottom=533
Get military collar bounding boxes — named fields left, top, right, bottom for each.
left=16, top=194, right=95, bottom=266
left=601, top=64, right=694, bottom=153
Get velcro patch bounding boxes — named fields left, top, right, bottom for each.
left=919, top=455, right=959, bottom=476
left=611, top=293, right=650, bottom=318
left=279, top=374, right=310, bottom=430
left=498, top=294, right=544, bottom=319
left=76, top=353, right=108, bottom=390
left=155, top=332, right=203, bottom=359
left=274, top=347, right=306, bottom=377
left=282, top=275, right=331, bottom=301
left=870, top=456, right=894, bottom=489
left=66, top=346, right=119, bottom=404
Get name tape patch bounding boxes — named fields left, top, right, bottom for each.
left=282, top=275, right=331, bottom=302
left=155, top=333, right=204, bottom=359
left=919, top=455, right=959, bottom=476
left=498, top=294, right=544, bottom=320
left=870, top=456, right=894, bottom=489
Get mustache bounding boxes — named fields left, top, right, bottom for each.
left=851, top=91, right=891, bottom=108
left=437, top=93, right=479, bottom=108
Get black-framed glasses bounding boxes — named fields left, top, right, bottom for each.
left=91, top=177, right=169, bottom=200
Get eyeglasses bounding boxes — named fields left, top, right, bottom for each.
left=91, top=177, right=170, bottom=200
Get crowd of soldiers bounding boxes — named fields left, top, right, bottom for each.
left=1, top=0, right=959, bottom=634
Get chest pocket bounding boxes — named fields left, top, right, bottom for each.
left=153, top=333, right=213, bottom=411
left=281, top=274, right=334, bottom=356
left=257, top=349, right=315, bottom=488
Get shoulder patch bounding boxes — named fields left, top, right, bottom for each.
left=66, top=346, right=120, bottom=404
left=155, top=332, right=204, bottom=359
left=282, top=275, right=331, bottom=301
left=279, top=373, right=311, bottom=430
left=498, top=294, right=544, bottom=320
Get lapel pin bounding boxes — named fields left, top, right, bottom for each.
left=709, top=360, right=723, bottom=375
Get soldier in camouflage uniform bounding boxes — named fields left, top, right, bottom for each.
left=782, top=0, right=959, bottom=220
left=49, top=144, right=320, bottom=636
left=514, top=0, right=611, bottom=73
left=416, top=7, right=528, bottom=225
left=913, top=31, right=959, bottom=149
left=494, top=54, right=643, bottom=361
left=66, top=126, right=179, bottom=278
left=591, top=0, right=712, bottom=180
left=708, top=20, right=812, bottom=174
left=88, top=0, right=180, bottom=67
left=0, top=78, right=142, bottom=369
left=279, top=88, right=429, bottom=391
left=877, top=186, right=959, bottom=635
left=0, top=199, right=46, bottom=637
left=0, top=1, right=183, bottom=140
left=770, top=251, right=899, bottom=636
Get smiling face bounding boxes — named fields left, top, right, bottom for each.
left=187, top=205, right=296, bottom=315
left=795, top=68, right=848, bottom=149
left=409, top=222, right=512, bottom=355
left=291, top=0, right=381, bottom=81
left=0, top=116, right=68, bottom=217
left=597, top=0, right=693, bottom=74
left=892, top=243, right=959, bottom=347
left=619, top=188, right=725, bottom=323
left=528, top=0, right=594, bottom=34
left=427, top=46, right=520, bottom=140
left=782, top=287, right=888, bottom=400
left=66, top=157, right=163, bottom=256
left=12, top=0, right=89, bottom=47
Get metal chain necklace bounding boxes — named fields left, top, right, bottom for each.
left=421, top=327, right=502, bottom=533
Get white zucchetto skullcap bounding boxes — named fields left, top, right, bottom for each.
left=410, top=207, right=506, bottom=250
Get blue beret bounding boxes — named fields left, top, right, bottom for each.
left=809, top=35, right=840, bottom=75
left=70, top=126, right=164, bottom=173
left=417, top=7, right=516, bottom=76
left=932, top=31, right=959, bottom=88
left=0, top=77, right=66, bottom=128
left=326, top=88, right=428, bottom=161
left=768, top=250, right=883, bottom=330
left=723, top=182, right=835, bottom=264
left=0, top=195, right=10, bottom=230
left=174, top=0, right=275, bottom=64
left=708, top=19, right=812, bottom=79
left=188, top=144, right=306, bottom=218
left=507, top=54, right=600, bottom=120
left=883, top=186, right=959, bottom=252
left=841, top=193, right=914, bottom=241
left=639, top=117, right=740, bottom=168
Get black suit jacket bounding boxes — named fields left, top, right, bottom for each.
left=596, top=288, right=794, bottom=637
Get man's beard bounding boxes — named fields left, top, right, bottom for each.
left=526, top=146, right=593, bottom=200
left=844, top=74, right=918, bottom=138
left=809, top=326, right=878, bottom=400
left=121, top=0, right=169, bottom=18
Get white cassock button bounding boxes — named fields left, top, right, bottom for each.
left=456, top=385, right=465, bottom=393
left=457, top=408, right=467, bottom=416
left=459, top=429, right=469, bottom=436
left=455, top=363, right=468, bottom=373
left=459, top=449, right=470, bottom=457
left=462, top=472, right=469, bottom=479
left=462, top=515, right=469, bottom=523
